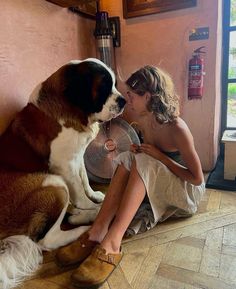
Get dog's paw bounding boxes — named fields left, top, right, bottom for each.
left=67, top=204, right=80, bottom=215
left=68, top=214, right=86, bottom=225
left=68, top=209, right=97, bottom=225
left=88, top=191, right=105, bottom=203
left=67, top=207, right=81, bottom=215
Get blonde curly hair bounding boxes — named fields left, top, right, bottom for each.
left=126, top=65, right=179, bottom=124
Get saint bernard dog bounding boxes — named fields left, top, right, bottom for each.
left=0, top=58, right=126, bottom=288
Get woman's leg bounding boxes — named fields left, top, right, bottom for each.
left=100, top=160, right=146, bottom=253
left=88, top=163, right=130, bottom=243
left=70, top=161, right=146, bottom=287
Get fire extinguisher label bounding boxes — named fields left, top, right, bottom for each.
left=188, top=79, right=202, bottom=88
left=189, top=64, right=201, bottom=70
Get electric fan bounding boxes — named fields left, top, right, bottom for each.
left=84, top=118, right=140, bottom=183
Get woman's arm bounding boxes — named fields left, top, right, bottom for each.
left=139, top=125, right=204, bottom=186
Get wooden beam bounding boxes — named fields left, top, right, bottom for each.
left=46, top=0, right=97, bottom=8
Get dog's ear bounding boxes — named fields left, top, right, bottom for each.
left=63, top=61, right=113, bottom=113
left=63, top=63, right=93, bottom=112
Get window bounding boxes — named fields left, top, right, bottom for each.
left=222, top=0, right=236, bottom=130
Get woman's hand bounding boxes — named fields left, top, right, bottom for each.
left=139, top=143, right=164, bottom=160
left=130, top=144, right=141, bottom=153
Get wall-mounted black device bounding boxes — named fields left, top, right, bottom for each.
left=109, top=16, right=121, bottom=47
left=94, top=12, right=121, bottom=71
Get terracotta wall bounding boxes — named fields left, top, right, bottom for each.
left=0, top=0, right=222, bottom=171
left=100, top=0, right=222, bottom=171
left=0, top=0, right=96, bottom=133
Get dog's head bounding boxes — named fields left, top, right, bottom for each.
left=32, top=58, right=126, bottom=126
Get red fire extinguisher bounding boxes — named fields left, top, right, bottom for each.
left=188, top=46, right=206, bottom=99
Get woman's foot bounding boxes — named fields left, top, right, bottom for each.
left=55, top=224, right=110, bottom=268
left=87, top=225, right=108, bottom=244
left=55, top=231, right=99, bottom=268
left=99, top=238, right=121, bottom=254
left=71, top=245, right=123, bottom=288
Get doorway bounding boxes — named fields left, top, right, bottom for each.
left=205, top=0, right=236, bottom=191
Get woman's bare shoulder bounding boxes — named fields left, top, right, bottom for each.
left=170, top=117, right=190, bottom=133
left=170, top=118, right=194, bottom=144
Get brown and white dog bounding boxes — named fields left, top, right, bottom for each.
left=0, top=58, right=126, bottom=288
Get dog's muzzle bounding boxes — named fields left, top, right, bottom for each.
left=116, top=96, right=126, bottom=110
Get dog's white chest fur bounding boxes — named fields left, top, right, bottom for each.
left=49, top=122, right=100, bottom=207
left=49, top=123, right=99, bottom=172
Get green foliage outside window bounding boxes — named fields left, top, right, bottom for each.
left=228, top=67, right=236, bottom=79
left=228, top=83, right=236, bottom=98
left=228, top=84, right=236, bottom=118
left=230, top=47, right=236, bottom=55
left=231, top=0, right=236, bottom=25
left=228, top=98, right=236, bottom=114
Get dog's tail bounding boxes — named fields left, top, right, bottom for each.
left=0, top=235, right=43, bottom=289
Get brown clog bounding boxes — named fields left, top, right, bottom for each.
left=71, top=245, right=123, bottom=288
left=55, top=232, right=99, bottom=267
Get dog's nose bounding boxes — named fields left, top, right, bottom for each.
left=116, top=96, right=126, bottom=109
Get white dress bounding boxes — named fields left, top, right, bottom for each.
left=113, top=151, right=205, bottom=236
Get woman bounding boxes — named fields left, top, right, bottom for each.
left=56, top=65, right=205, bottom=288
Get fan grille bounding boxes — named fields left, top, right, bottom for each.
left=84, top=118, right=140, bottom=183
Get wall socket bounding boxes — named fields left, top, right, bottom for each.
left=189, top=27, right=209, bottom=41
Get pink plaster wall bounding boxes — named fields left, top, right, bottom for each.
left=0, top=0, right=222, bottom=171
left=100, top=0, right=222, bottom=171
left=0, top=0, right=96, bottom=133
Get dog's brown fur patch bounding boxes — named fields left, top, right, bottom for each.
left=0, top=104, right=62, bottom=172
left=39, top=69, right=90, bottom=129
left=0, top=171, right=67, bottom=241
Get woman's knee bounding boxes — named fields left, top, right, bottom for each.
left=119, top=163, right=131, bottom=175
left=113, top=163, right=130, bottom=181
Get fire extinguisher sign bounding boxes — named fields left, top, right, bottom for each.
left=190, top=64, right=201, bottom=70
left=188, top=46, right=205, bottom=100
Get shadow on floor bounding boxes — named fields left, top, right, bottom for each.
left=206, top=155, right=236, bottom=191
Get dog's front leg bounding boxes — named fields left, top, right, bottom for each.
left=49, top=128, right=104, bottom=210
left=38, top=175, right=90, bottom=250
left=80, top=159, right=105, bottom=203
left=50, top=163, right=99, bottom=209
left=60, top=159, right=104, bottom=208
left=64, top=173, right=100, bottom=210
left=61, top=164, right=104, bottom=210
